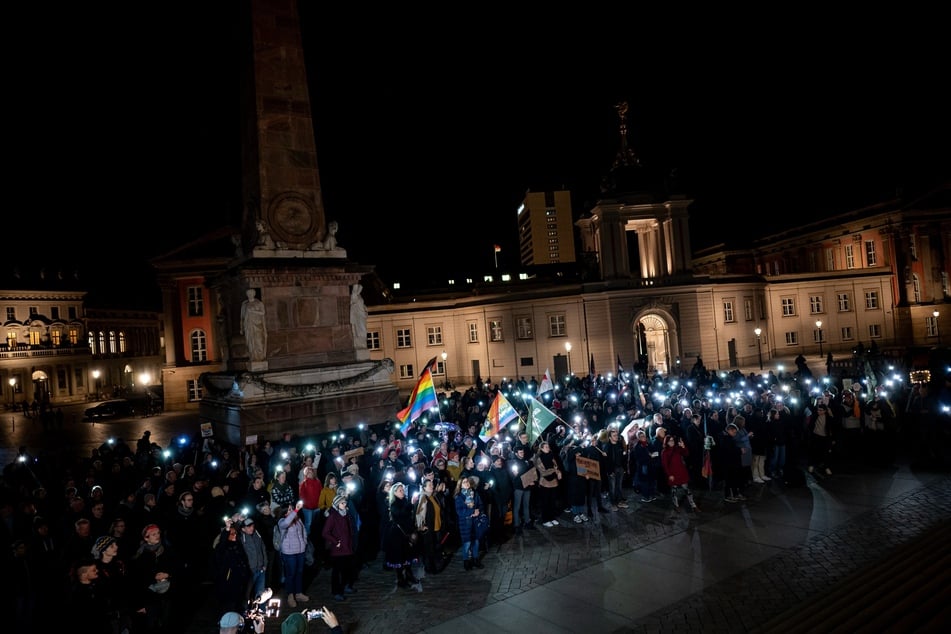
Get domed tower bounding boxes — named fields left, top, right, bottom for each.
left=577, top=101, right=693, bottom=281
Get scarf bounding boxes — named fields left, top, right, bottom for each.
left=538, top=450, right=556, bottom=470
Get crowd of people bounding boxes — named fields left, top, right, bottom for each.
left=2, top=354, right=946, bottom=633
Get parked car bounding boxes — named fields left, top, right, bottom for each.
left=84, top=399, right=135, bottom=420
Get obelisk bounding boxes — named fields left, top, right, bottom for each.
left=200, top=0, right=398, bottom=445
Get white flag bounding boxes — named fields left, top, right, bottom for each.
left=536, top=369, right=554, bottom=396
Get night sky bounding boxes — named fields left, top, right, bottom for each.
left=5, top=5, right=949, bottom=307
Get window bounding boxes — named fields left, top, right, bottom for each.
left=927, top=315, right=939, bottom=338
left=187, top=286, right=204, bottom=317
left=187, top=379, right=203, bottom=402
left=814, top=326, right=824, bottom=343
left=51, top=330, right=61, bottom=346
left=5, top=307, right=13, bottom=322
left=845, top=244, right=855, bottom=269
left=367, top=331, right=381, bottom=350
left=98, top=332, right=106, bottom=354
left=29, top=331, right=41, bottom=345
left=68, top=327, right=79, bottom=345
left=427, top=326, right=443, bottom=346
left=744, top=298, right=753, bottom=321
left=28, top=306, right=38, bottom=316
left=57, top=368, right=67, bottom=390
left=467, top=322, right=479, bottom=344
left=781, top=297, right=796, bottom=316
left=784, top=331, right=799, bottom=345
left=68, top=306, right=77, bottom=320
left=723, top=300, right=735, bottom=323
left=118, top=332, right=127, bottom=354
left=109, top=331, right=117, bottom=354
left=489, top=320, right=503, bottom=342
left=910, top=235, right=918, bottom=260
left=50, top=307, right=60, bottom=320
left=190, top=330, right=207, bottom=362
left=825, top=248, right=835, bottom=271
left=841, top=326, right=853, bottom=341
left=809, top=295, right=823, bottom=314
left=865, top=291, right=880, bottom=310
left=549, top=314, right=566, bottom=337
left=912, top=274, right=921, bottom=303
left=868, top=324, right=881, bottom=339
left=943, top=272, right=950, bottom=296
left=516, top=317, right=533, bottom=340
left=436, top=360, right=446, bottom=375
left=759, top=295, right=767, bottom=320
left=73, top=367, right=84, bottom=389
left=87, top=331, right=95, bottom=353
left=399, top=364, right=415, bottom=379
left=396, top=328, right=412, bottom=348
left=837, top=293, right=851, bottom=312
left=7, top=330, right=16, bottom=348
left=865, top=240, right=877, bottom=266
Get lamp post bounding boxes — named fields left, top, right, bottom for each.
left=441, top=351, right=450, bottom=389
left=815, top=320, right=823, bottom=358
left=92, top=369, right=101, bottom=400
left=754, top=327, right=763, bottom=370
left=565, top=341, right=572, bottom=376
left=8, top=377, right=15, bottom=408
left=934, top=310, right=941, bottom=344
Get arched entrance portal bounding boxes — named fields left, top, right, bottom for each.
left=31, top=369, right=50, bottom=406
left=634, top=312, right=678, bottom=376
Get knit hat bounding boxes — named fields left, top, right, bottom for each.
left=347, top=463, right=361, bottom=475
left=332, top=492, right=348, bottom=509
left=281, top=612, right=306, bottom=634
left=91, top=535, right=116, bottom=559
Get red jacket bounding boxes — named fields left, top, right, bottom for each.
left=299, top=476, right=322, bottom=510
left=662, top=445, right=690, bottom=486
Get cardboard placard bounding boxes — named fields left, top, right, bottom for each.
left=344, top=447, right=365, bottom=461
left=576, top=456, right=601, bottom=480
left=245, top=434, right=258, bottom=446
left=200, top=422, right=213, bottom=438
left=520, top=469, right=538, bottom=488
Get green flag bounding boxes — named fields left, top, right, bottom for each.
left=528, top=397, right=558, bottom=444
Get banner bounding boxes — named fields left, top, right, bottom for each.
left=575, top=455, right=601, bottom=480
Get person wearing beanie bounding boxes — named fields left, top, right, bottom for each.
left=93, top=535, right=133, bottom=633
left=321, top=491, right=358, bottom=601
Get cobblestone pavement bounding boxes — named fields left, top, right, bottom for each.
left=188, top=460, right=951, bottom=633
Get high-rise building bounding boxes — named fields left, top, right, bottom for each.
left=517, top=190, right=576, bottom=267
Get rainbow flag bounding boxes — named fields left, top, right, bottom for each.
left=397, top=357, right=439, bottom=435
left=480, top=391, right=519, bottom=441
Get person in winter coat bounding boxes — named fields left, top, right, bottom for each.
left=238, top=517, right=269, bottom=603
left=661, top=434, right=700, bottom=512
left=383, top=482, right=420, bottom=588
left=507, top=446, right=536, bottom=534
left=321, top=492, right=359, bottom=601
left=453, top=476, right=485, bottom=570
left=598, top=427, right=628, bottom=510
left=212, top=521, right=252, bottom=615
left=297, top=467, right=322, bottom=541
left=632, top=430, right=658, bottom=502
left=278, top=501, right=310, bottom=608
left=533, top=441, right=563, bottom=525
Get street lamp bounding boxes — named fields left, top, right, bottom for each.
left=565, top=341, right=572, bottom=376
left=754, top=328, right=763, bottom=370
left=441, top=351, right=450, bottom=390
left=815, top=320, right=823, bottom=358
left=934, top=310, right=941, bottom=344
left=8, top=377, right=15, bottom=408
left=92, top=369, right=101, bottom=400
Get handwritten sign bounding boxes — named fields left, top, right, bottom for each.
left=344, top=447, right=365, bottom=461
left=200, top=422, right=213, bottom=438
left=576, top=456, right=601, bottom=480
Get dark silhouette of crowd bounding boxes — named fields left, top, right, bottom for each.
left=2, top=354, right=945, bottom=633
